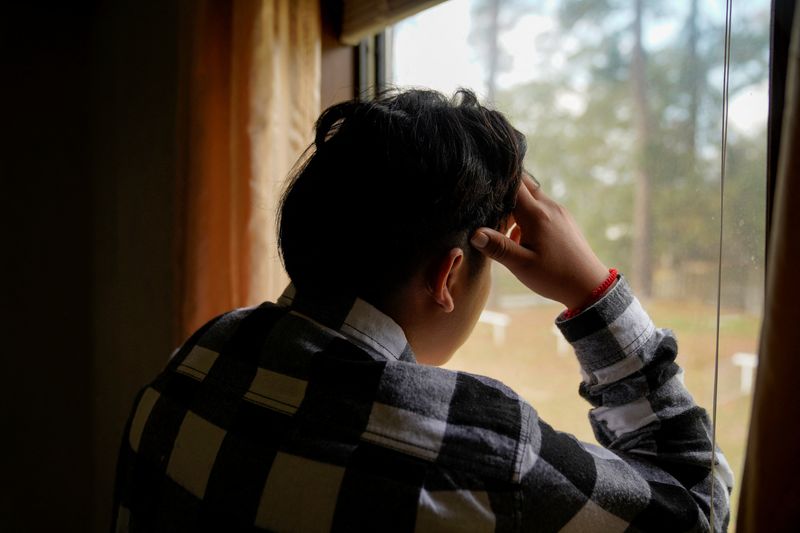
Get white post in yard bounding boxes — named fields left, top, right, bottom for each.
left=731, top=352, right=758, bottom=395
left=479, top=310, right=511, bottom=346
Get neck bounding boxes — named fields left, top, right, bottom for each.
left=379, top=280, right=456, bottom=366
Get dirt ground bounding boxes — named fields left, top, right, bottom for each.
left=445, top=298, right=759, bottom=528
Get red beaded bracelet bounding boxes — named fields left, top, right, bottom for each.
left=562, top=268, right=619, bottom=319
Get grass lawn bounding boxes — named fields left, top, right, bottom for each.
left=445, top=296, right=759, bottom=528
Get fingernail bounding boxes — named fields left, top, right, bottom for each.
left=471, top=231, right=489, bottom=249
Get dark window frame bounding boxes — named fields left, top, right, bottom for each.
left=356, top=30, right=389, bottom=99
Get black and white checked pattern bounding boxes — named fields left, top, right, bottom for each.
left=112, top=276, right=732, bottom=532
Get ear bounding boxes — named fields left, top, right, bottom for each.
left=428, top=247, right=465, bottom=313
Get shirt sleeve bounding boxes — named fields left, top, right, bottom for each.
left=516, top=275, right=733, bottom=532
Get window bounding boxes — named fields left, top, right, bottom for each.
left=387, top=0, right=769, bottom=526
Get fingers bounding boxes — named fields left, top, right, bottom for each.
left=514, top=177, right=539, bottom=215
left=513, top=176, right=550, bottom=230
left=523, top=173, right=552, bottom=204
left=470, top=227, right=534, bottom=271
left=521, top=173, right=541, bottom=197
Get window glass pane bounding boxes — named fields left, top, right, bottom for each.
left=389, top=0, right=768, bottom=526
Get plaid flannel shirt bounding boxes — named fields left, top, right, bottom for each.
left=112, top=276, right=733, bottom=532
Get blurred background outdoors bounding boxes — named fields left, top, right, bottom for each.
left=8, top=2, right=790, bottom=531
left=388, top=0, right=769, bottom=526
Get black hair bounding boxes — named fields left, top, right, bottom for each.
left=277, top=88, right=526, bottom=303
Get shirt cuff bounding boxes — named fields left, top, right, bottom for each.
left=555, top=275, right=656, bottom=385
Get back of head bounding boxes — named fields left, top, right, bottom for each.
left=278, top=88, right=526, bottom=303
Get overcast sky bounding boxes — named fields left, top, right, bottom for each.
left=390, top=0, right=768, bottom=134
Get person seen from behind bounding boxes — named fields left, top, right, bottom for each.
left=112, top=88, right=732, bottom=532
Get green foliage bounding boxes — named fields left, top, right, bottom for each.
left=484, top=0, right=769, bottom=306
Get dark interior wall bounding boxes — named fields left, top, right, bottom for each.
left=2, top=4, right=96, bottom=531
left=2, top=2, right=350, bottom=531
left=321, top=0, right=356, bottom=109
left=90, top=2, right=181, bottom=531
left=3, top=2, right=181, bottom=531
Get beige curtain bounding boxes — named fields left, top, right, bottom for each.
left=737, top=5, right=800, bottom=532
left=176, top=0, right=320, bottom=340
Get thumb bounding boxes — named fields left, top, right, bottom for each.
left=470, top=228, right=533, bottom=270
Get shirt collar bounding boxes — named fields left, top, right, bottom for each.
left=277, top=284, right=416, bottom=363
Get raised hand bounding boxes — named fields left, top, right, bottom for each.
left=470, top=174, right=610, bottom=310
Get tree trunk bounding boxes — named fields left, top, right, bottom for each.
left=686, top=0, right=700, bottom=162
left=631, top=0, right=653, bottom=297
left=485, top=0, right=501, bottom=103
left=484, top=0, right=503, bottom=310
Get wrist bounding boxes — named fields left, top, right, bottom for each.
left=562, top=267, right=618, bottom=317
left=560, top=262, right=609, bottom=307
